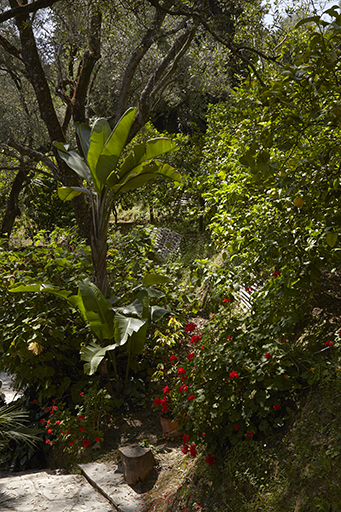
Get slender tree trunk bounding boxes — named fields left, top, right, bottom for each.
left=1, top=167, right=30, bottom=243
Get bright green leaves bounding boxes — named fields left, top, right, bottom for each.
left=54, top=108, right=181, bottom=200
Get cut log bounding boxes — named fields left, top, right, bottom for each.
left=118, top=444, right=155, bottom=486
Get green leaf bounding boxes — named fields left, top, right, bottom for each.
left=96, top=108, right=137, bottom=184
left=53, top=143, right=91, bottom=182
left=80, top=341, right=118, bottom=375
left=295, top=15, right=320, bottom=28
left=113, top=313, right=146, bottom=346
left=142, top=274, right=170, bottom=286
left=78, top=279, right=114, bottom=339
left=150, top=305, right=170, bottom=322
left=58, top=186, right=90, bottom=201
left=75, top=122, right=91, bottom=160
left=326, top=232, right=338, bottom=248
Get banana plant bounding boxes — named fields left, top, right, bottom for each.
left=54, top=107, right=181, bottom=298
left=10, top=273, right=171, bottom=394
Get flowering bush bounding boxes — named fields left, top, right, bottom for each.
left=36, top=385, right=112, bottom=453
left=159, top=303, right=341, bottom=464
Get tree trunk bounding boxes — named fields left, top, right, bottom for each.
left=1, top=167, right=31, bottom=243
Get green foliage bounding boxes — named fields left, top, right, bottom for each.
left=163, top=297, right=341, bottom=459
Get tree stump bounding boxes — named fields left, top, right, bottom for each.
left=118, top=444, right=155, bottom=486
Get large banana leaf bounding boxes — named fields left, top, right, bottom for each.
left=9, top=283, right=88, bottom=324
left=80, top=341, right=118, bottom=375
left=75, top=122, right=91, bottom=160
left=96, top=108, right=136, bottom=185
left=58, top=186, right=91, bottom=201
left=78, top=279, right=114, bottom=340
left=113, top=313, right=147, bottom=346
left=53, top=142, right=92, bottom=182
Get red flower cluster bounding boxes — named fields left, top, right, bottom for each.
left=163, top=385, right=171, bottom=394
left=182, top=434, right=196, bottom=457
left=271, top=270, right=281, bottom=277
left=185, top=323, right=197, bottom=333
left=222, top=298, right=231, bottom=303
left=190, top=334, right=202, bottom=344
left=78, top=415, right=84, bottom=421
left=233, top=424, right=240, bottom=431
left=187, top=353, right=195, bottom=362
left=273, top=404, right=280, bottom=410
left=264, top=353, right=272, bottom=360
left=325, top=340, right=333, bottom=347
left=83, top=439, right=91, bottom=447
left=245, top=431, right=254, bottom=438
left=177, top=367, right=186, bottom=376
left=179, top=384, right=188, bottom=395
left=229, top=371, right=239, bottom=379
left=282, top=338, right=286, bottom=343
left=187, top=394, right=195, bottom=402
left=169, top=355, right=178, bottom=362
left=206, top=454, right=217, bottom=466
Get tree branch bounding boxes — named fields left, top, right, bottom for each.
left=0, top=0, right=62, bottom=24
left=0, top=35, right=22, bottom=60
left=6, top=139, right=60, bottom=180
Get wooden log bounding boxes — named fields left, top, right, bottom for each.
left=118, top=444, right=155, bottom=486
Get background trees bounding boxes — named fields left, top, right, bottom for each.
left=0, top=0, right=268, bottom=240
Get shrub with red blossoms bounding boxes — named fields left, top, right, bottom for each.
left=185, top=323, right=197, bottom=332
left=190, top=334, right=202, bottom=344
left=169, top=355, right=178, bottom=362
left=177, top=367, right=186, bottom=375
left=179, top=384, right=188, bottom=395
left=229, top=371, right=239, bottom=379
left=206, top=454, right=217, bottom=466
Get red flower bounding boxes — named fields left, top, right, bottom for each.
left=245, top=286, right=252, bottom=292
left=185, top=323, right=197, bottom=333
left=325, top=340, right=333, bottom=347
left=222, top=298, right=231, bottom=303
left=183, top=434, right=190, bottom=443
left=264, top=353, right=272, bottom=360
left=179, top=384, right=188, bottom=395
left=233, top=424, right=240, bottom=431
left=160, top=397, right=168, bottom=405
left=153, top=398, right=161, bottom=405
left=66, top=430, right=71, bottom=435
left=83, top=439, right=91, bottom=447
left=169, top=355, right=178, bottom=363
left=47, top=420, right=50, bottom=425
left=80, top=392, right=84, bottom=396
left=78, top=415, right=84, bottom=421
left=32, top=399, right=37, bottom=404
left=162, top=404, right=169, bottom=412
left=47, top=428, right=52, bottom=434
left=80, top=426, right=85, bottom=431
left=245, top=431, right=254, bottom=438
left=69, top=441, right=74, bottom=446
left=187, top=353, right=195, bottom=362
left=271, top=270, right=281, bottom=277
left=187, top=394, right=195, bottom=401
left=273, top=404, right=280, bottom=410
left=189, top=444, right=197, bottom=457
left=229, top=371, right=239, bottom=379
left=55, top=420, right=61, bottom=425
left=95, top=437, right=101, bottom=442
left=163, top=385, right=171, bottom=394
left=282, top=338, right=286, bottom=343
left=40, top=418, right=45, bottom=424
left=190, top=334, right=202, bottom=344
left=227, top=335, right=231, bottom=340
left=206, top=454, right=217, bottom=466
left=182, top=444, right=188, bottom=454
left=45, top=439, right=51, bottom=445
left=177, top=367, right=186, bottom=375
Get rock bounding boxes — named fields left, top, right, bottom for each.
left=118, top=444, right=155, bottom=486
